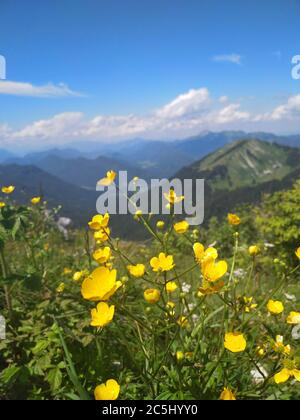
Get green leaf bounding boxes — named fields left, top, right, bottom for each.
left=0, top=365, right=21, bottom=385
left=32, top=340, right=49, bottom=355
left=11, top=217, right=21, bottom=239
left=46, top=367, right=62, bottom=393
left=65, top=392, right=81, bottom=400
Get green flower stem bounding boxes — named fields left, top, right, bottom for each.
left=240, top=270, right=292, bottom=330
left=0, top=246, right=12, bottom=317
left=55, top=320, right=90, bottom=400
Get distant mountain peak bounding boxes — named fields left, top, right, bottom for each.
left=176, top=138, right=300, bottom=192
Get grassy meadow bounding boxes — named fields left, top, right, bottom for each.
left=0, top=176, right=300, bottom=400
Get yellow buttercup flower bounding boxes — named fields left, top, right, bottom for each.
left=273, top=335, right=291, bottom=355
left=295, top=247, right=300, bottom=260
left=177, top=315, right=188, bottom=328
left=166, top=301, right=175, bottom=315
left=248, top=245, right=260, bottom=256
left=193, top=243, right=218, bottom=264
left=73, top=271, right=85, bottom=282
left=31, top=196, right=41, bottom=205
left=81, top=267, right=121, bottom=301
left=267, top=299, right=284, bottom=315
left=156, top=220, right=165, bottom=229
left=144, top=288, right=160, bottom=304
left=0, top=202, right=6, bottom=209
left=176, top=351, right=184, bottom=362
left=198, top=281, right=225, bottom=296
left=150, top=252, right=175, bottom=272
left=94, top=379, right=120, bottom=400
left=164, top=189, right=184, bottom=205
left=63, top=267, right=72, bottom=276
left=88, top=213, right=110, bottom=231
left=243, top=296, right=258, bottom=313
left=220, top=387, right=236, bottom=400
left=97, top=170, right=117, bottom=186
left=224, top=332, right=247, bottom=353
left=134, top=210, right=143, bottom=220
left=256, top=346, right=266, bottom=357
left=286, top=311, right=300, bottom=324
left=94, top=228, right=110, bottom=243
left=127, top=264, right=145, bottom=278
left=274, top=368, right=300, bottom=384
left=165, top=281, right=178, bottom=293
left=90, top=302, right=115, bottom=328
left=228, top=213, right=241, bottom=226
left=201, top=258, right=228, bottom=283
left=93, top=247, right=112, bottom=264
left=2, top=185, right=15, bottom=194
left=173, top=220, right=189, bottom=234
left=56, top=282, right=65, bottom=293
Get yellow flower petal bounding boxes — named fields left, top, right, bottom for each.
left=228, top=213, right=241, bottom=226
left=292, top=369, right=300, bottom=382
left=150, top=252, right=174, bottom=272
left=220, top=387, right=236, bottom=400
left=165, top=281, right=178, bottom=293
left=88, top=214, right=110, bottom=231
left=202, top=259, right=228, bottom=283
left=81, top=267, right=119, bottom=301
left=274, top=368, right=291, bottom=384
left=97, top=170, right=117, bottom=186
left=144, top=288, right=160, bottom=304
left=248, top=245, right=260, bottom=256
left=224, top=332, right=246, bottom=353
left=267, top=300, right=284, bottom=315
left=90, top=302, right=115, bottom=328
left=174, top=220, right=189, bottom=234
left=286, top=311, right=300, bottom=324
left=2, top=185, right=15, bottom=194
left=127, top=264, right=145, bottom=278
left=31, top=196, right=41, bottom=205
left=93, top=247, right=112, bottom=264
left=94, top=379, right=120, bottom=400
left=164, top=190, right=184, bottom=204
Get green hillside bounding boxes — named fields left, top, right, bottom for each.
left=179, top=139, right=300, bottom=191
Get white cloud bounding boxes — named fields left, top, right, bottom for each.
left=81, top=114, right=150, bottom=139
left=254, top=94, right=300, bottom=122
left=270, top=94, right=300, bottom=120
left=1, top=88, right=300, bottom=148
left=155, top=88, right=210, bottom=119
left=0, top=80, right=82, bottom=97
left=213, top=54, right=242, bottom=65
left=12, top=112, right=84, bottom=141
left=213, top=104, right=250, bottom=124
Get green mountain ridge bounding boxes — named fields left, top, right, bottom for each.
left=176, top=139, right=300, bottom=192
left=1, top=139, right=300, bottom=237
left=175, top=139, right=300, bottom=223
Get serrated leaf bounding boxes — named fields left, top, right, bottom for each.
left=46, top=367, right=62, bottom=393
left=32, top=339, right=49, bottom=355
left=0, top=365, right=21, bottom=385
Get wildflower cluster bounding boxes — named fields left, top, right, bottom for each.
left=1, top=180, right=300, bottom=401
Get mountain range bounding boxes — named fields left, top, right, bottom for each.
left=175, top=139, right=300, bottom=221
left=2, top=131, right=300, bottom=181
left=1, top=132, right=300, bottom=238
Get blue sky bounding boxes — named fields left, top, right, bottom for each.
left=0, top=0, right=300, bottom=149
